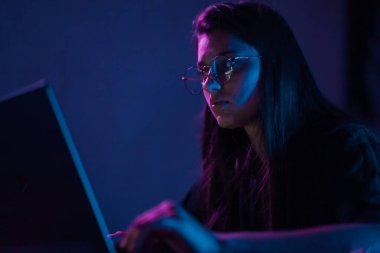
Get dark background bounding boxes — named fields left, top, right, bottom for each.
left=0, top=0, right=378, bottom=233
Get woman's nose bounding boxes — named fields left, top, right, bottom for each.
left=203, top=77, right=221, bottom=93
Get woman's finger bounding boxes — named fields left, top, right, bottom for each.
left=131, top=205, right=221, bottom=253
left=133, top=201, right=177, bottom=228
left=119, top=201, right=178, bottom=251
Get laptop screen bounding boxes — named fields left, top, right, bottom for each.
left=0, top=81, right=117, bottom=253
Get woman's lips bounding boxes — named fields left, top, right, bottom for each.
left=211, top=101, right=229, bottom=106
left=211, top=101, right=230, bottom=113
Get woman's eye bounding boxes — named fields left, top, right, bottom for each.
left=225, top=60, right=233, bottom=68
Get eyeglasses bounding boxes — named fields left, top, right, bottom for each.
left=181, top=55, right=261, bottom=95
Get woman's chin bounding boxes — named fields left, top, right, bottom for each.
left=216, top=116, right=240, bottom=129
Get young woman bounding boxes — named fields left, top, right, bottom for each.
left=119, top=2, right=380, bottom=252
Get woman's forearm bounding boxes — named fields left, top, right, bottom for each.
left=216, top=223, right=380, bottom=253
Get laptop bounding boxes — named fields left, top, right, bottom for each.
left=0, top=80, right=117, bottom=253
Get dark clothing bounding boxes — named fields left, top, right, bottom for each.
left=181, top=123, right=380, bottom=231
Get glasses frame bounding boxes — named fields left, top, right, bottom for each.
left=181, top=55, right=262, bottom=95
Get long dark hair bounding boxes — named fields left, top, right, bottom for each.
left=193, top=1, right=345, bottom=231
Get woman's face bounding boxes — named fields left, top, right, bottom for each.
left=197, top=30, right=262, bottom=129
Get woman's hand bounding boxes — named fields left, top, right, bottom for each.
left=118, top=201, right=222, bottom=253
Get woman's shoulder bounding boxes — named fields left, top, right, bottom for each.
left=320, top=121, right=380, bottom=180
left=325, top=122, right=380, bottom=146
left=299, top=118, right=380, bottom=156
left=321, top=122, right=380, bottom=223
left=308, top=121, right=380, bottom=176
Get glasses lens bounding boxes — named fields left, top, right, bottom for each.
left=211, top=56, right=233, bottom=84
left=182, top=67, right=203, bottom=94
